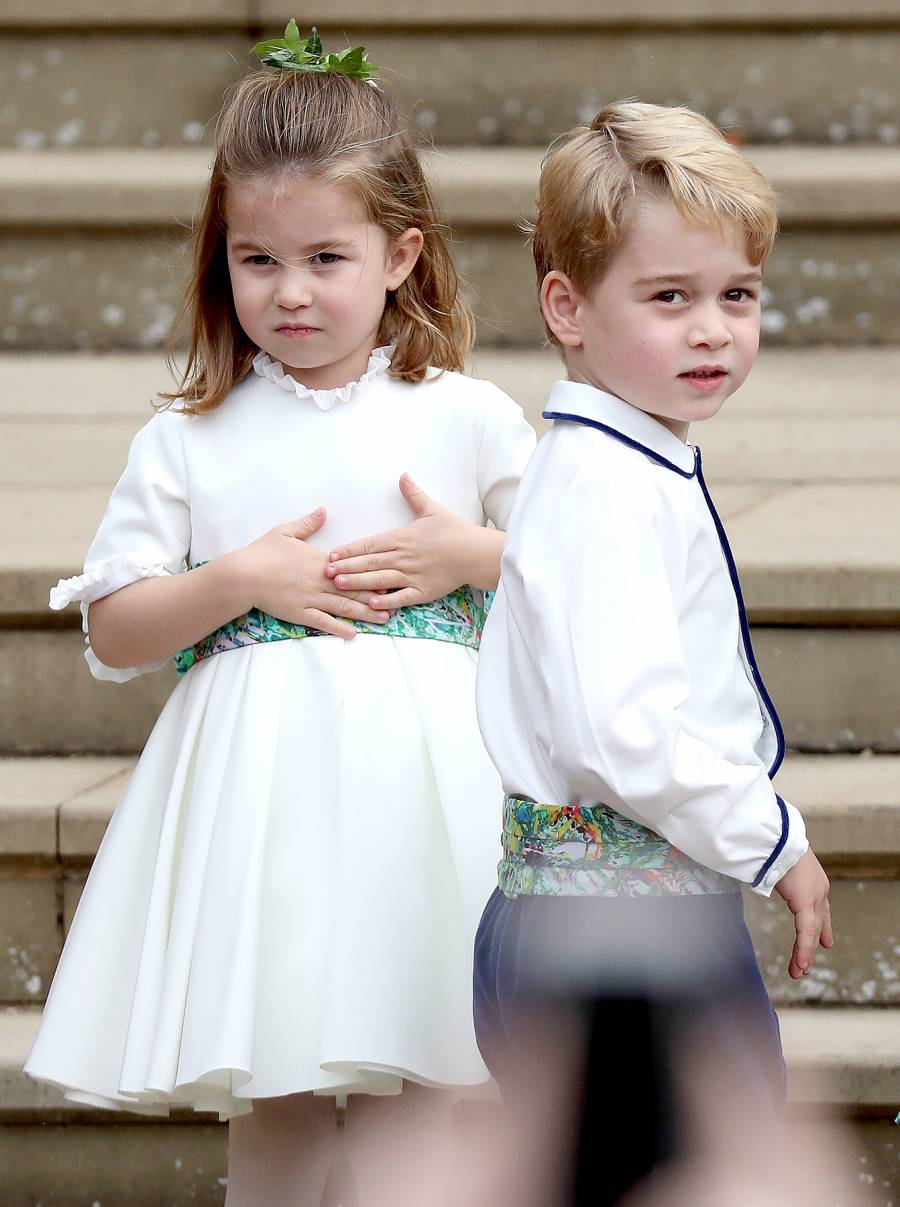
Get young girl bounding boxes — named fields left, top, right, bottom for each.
left=25, top=28, right=536, bottom=1206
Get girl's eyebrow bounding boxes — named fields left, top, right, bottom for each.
left=228, top=237, right=354, bottom=254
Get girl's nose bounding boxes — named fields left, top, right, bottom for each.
left=273, top=267, right=313, bottom=310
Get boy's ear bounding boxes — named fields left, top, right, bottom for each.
left=386, top=227, right=424, bottom=290
left=540, top=271, right=583, bottom=347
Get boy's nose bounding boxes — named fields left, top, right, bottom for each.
left=688, top=308, right=733, bottom=349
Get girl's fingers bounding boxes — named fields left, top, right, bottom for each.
left=326, top=550, right=401, bottom=578
left=399, top=473, right=438, bottom=517
left=333, top=569, right=407, bottom=592
left=319, top=593, right=389, bottom=625
left=369, top=587, right=421, bottom=610
left=328, top=532, right=401, bottom=563
left=301, top=610, right=357, bottom=640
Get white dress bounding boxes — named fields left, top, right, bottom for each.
left=25, top=347, right=537, bottom=1119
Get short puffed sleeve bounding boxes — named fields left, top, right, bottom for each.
left=49, top=410, right=191, bottom=682
left=476, top=383, right=537, bottom=529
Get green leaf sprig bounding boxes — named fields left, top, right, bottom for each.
left=251, top=20, right=379, bottom=81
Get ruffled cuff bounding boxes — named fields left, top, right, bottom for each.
left=49, top=556, right=171, bottom=612
left=50, top=558, right=174, bottom=682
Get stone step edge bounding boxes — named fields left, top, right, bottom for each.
left=1, top=147, right=899, bottom=228
left=2, top=754, right=898, bottom=865
left=1, top=1005, right=896, bottom=1118
left=5, top=0, right=900, bottom=29
left=8, top=501, right=900, bottom=627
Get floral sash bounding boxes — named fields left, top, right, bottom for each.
left=174, top=583, right=491, bottom=675
left=499, top=795, right=740, bottom=898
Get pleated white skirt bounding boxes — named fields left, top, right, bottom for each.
left=25, top=635, right=501, bottom=1118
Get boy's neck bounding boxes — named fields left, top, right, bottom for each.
left=564, top=368, right=691, bottom=444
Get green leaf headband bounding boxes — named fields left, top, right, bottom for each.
left=251, top=20, right=379, bottom=82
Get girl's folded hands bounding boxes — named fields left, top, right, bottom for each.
left=326, top=474, right=504, bottom=609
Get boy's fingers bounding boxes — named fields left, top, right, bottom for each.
left=792, top=905, right=819, bottom=972
left=820, top=903, right=835, bottom=950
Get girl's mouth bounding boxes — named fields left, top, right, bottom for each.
left=277, top=326, right=319, bottom=337
left=679, top=368, right=728, bottom=392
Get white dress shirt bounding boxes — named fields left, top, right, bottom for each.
left=477, top=380, right=808, bottom=897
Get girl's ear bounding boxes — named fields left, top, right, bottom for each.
left=386, top=227, right=424, bottom=290
left=541, top=271, right=584, bottom=348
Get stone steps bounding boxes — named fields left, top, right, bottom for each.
left=2, top=145, right=899, bottom=349
left=2, top=4, right=900, bottom=149
left=1, top=752, right=898, bottom=1008
left=9, top=1, right=900, bottom=23
left=2, top=347, right=899, bottom=753
left=0, top=1001, right=897, bottom=1206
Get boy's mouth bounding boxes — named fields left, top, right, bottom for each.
left=678, top=366, right=728, bottom=391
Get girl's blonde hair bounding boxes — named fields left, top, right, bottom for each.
left=161, top=70, right=473, bottom=413
left=532, top=102, right=778, bottom=345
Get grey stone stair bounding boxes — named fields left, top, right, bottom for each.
left=2, top=752, right=898, bottom=1007
left=2, top=347, right=899, bottom=753
left=2, top=146, right=900, bottom=350
left=2, top=2, right=900, bottom=149
left=1, top=1000, right=897, bottom=1206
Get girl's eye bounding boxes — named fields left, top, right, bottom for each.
left=311, top=252, right=341, bottom=267
left=246, top=254, right=275, bottom=266
left=654, top=290, right=687, bottom=304
left=724, top=288, right=756, bottom=303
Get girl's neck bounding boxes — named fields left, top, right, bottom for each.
left=274, top=341, right=381, bottom=393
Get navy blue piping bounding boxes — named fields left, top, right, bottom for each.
left=752, top=796, right=790, bottom=888
left=548, top=411, right=790, bottom=885
left=693, top=450, right=786, bottom=780
left=542, top=411, right=697, bottom=478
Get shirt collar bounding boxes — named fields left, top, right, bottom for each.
left=543, top=380, right=698, bottom=477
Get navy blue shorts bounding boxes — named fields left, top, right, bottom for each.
left=474, top=887, right=786, bottom=1107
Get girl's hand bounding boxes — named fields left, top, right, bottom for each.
left=235, top=507, right=389, bottom=639
left=325, top=474, right=504, bottom=610
left=774, top=849, right=833, bottom=980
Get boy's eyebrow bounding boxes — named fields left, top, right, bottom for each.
left=633, top=269, right=763, bottom=287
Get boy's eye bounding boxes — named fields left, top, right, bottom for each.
left=654, top=289, right=687, bottom=304
left=724, top=288, right=756, bottom=302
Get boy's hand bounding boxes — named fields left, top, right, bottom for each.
left=773, top=850, right=833, bottom=980
left=234, top=507, right=389, bottom=639
left=326, top=474, right=501, bottom=608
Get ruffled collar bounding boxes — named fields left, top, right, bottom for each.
left=251, top=344, right=393, bottom=411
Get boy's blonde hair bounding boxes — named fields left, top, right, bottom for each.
left=161, top=70, right=473, bottom=414
left=532, top=102, right=778, bottom=345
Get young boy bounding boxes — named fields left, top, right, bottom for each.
left=473, top=102, right=833, bottom=1193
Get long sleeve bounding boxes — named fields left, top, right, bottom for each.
left=501, top=463, right=808, bottom=896
left=475, top=385, right=537, bottom=530
left=50, top=411, right=192, bottom=682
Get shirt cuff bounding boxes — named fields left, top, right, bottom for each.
left=749, top=797, right=809, bottom=897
